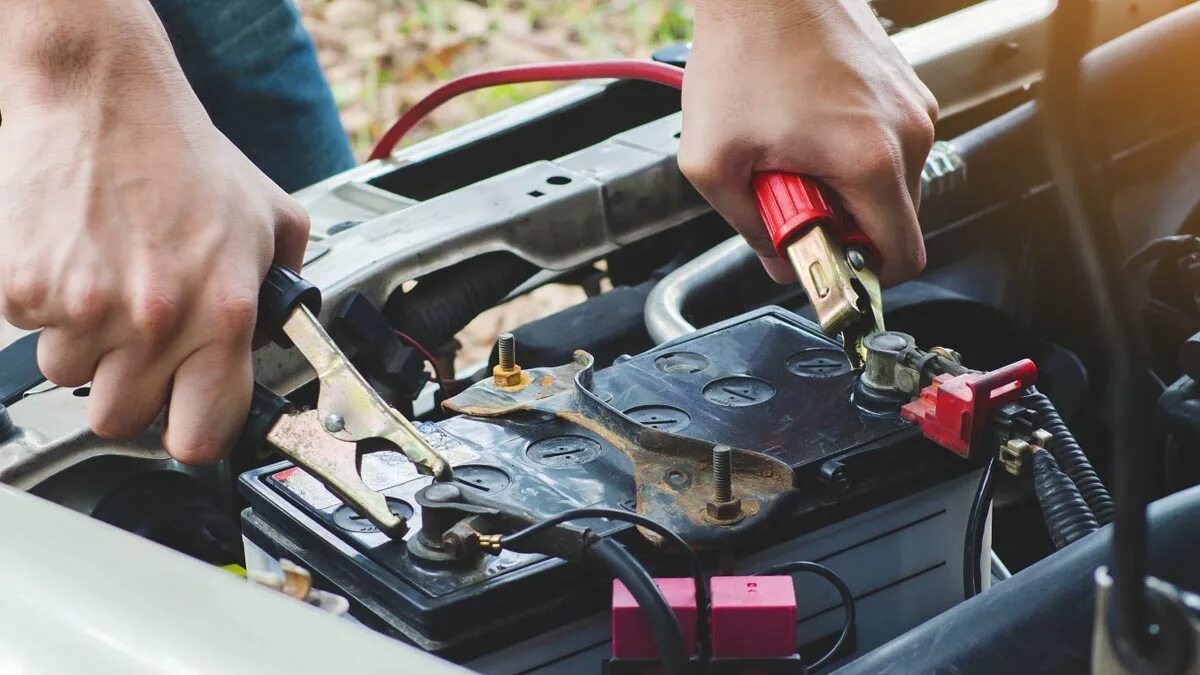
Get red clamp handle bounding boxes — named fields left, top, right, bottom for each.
left=752, top=171, right=880, bottom=263
left=900, top=359, right=1038, bottom=458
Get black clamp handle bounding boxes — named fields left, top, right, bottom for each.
left=234, top=383, right=293, bottom=459
left=236, top=264, right=321, bottom=456
left=258, top=264, right=322, bottom=348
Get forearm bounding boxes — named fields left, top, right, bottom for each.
left=692, top=0, right=828, bottom=29
left=0, top=0, right=188, bottom=111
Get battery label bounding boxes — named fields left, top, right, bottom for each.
left=268, top=422, right=480, bottom=510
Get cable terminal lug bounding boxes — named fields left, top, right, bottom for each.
left=478, top=533, right=503, bottom=554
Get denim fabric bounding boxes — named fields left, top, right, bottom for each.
left=149, top=0, right=356, bottom=192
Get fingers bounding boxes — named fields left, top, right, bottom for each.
left=680, top=106, right=934, bottom=288
left=88, top=346, right=174, bottom=441
left=163, top=338, right=253, bottom=466
left=825, top=127, right=929, bottom=287
left=162, top=293, right=257, bottom=464
left=37, top=327, right=107, bottom=388
left=0, top=263, right=51, bottom=330
left=678, top=133, right=798, bottom=283
left=272, top=197, right=311, bottom=274
left=830, top=166, right=927, bottom=287
left=34, top=266, right=121, bottom=385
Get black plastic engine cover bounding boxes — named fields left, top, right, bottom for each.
left=239, top=307, right=967, bottom=657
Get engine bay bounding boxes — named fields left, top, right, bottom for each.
left=3, top=1, right=1200, bottom=672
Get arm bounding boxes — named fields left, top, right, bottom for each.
left=679, top=0, right=938, bottom=286
left=0, top=0, right=309, bottom=462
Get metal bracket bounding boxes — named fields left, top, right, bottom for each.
left=445, top=351, right=795, bottom=547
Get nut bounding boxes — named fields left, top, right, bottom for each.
left=705, top=497, right=743, bottom=523
left=442, top=522, right=482, bottom=558
left=492, top=364, right=526, bottom=387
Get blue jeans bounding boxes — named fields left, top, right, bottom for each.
left=149, top=0, right=356, bottom=192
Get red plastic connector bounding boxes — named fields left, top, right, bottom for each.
left=752, top=172, right=881, bottom=262
left=900, top=359, right=1038, bottom=457
left=709, top=576, right=797, bottom=659
left=612, top=578, right=699, bottom=659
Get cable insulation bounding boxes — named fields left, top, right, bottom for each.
left=588, top=538, right=691, bottom=674
left=1021, top=389, right=1114, bottom=524
left=755, top=561, right=856, bottom=672
left=369, top=60, right=685, bottom=160
left=963, top=458, right=997, bottom=598
left=502, top=507, right=709, bottom=659
left=1032, top=449, right=1100, bottom=548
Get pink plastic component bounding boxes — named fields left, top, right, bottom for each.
left=709, top=576, right=797, bottom=658
left=611, top=578, right=698, bottom=658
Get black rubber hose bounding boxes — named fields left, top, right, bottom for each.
left=963, top=458, right=997, bottom=599
left=1021, top=389, right=1115, bottom=525
left=1032, top=449, right=1100, bottom=548
left=587, top=537, right=691, bottom=674
left=384, top=252, right=539, bottom=350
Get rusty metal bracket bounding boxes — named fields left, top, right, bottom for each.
left=445, top=351, right=795, bottom=547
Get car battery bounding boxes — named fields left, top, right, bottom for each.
left=240, top=307, right=981, bottom=670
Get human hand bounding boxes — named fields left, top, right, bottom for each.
left=0, top=0, right=310, bottom=463
left=679, top=0, right=938, bottom=286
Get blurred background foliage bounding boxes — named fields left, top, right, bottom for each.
left=298, top=0, right=694, bottom=158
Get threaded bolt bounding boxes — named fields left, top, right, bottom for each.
left=497, top=333, right=516, bottom=370
left=712, top=445, right=732, bottom=503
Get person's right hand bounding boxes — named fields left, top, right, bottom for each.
left=0, top=0, right=310, bottom=463
left=679, top=0, right=938, bottom=287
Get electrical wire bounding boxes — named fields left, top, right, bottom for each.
left=963, top=458, right=997, bottom=599
left=501, top=507, right=709, bottom=659
left=392, top=329, right=451, bottom=397
left=369, top=60, right=685, bottom=160
left=587, top=537, right=691, bottom=674
left=754, top=561, right=856, bottom=672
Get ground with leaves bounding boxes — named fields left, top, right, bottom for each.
left=299, top=0, right=692, bottom=157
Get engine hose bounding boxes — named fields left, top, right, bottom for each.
left=384, top=252, right=539, bottom=352
left=1020, top=389, right=1114, bottom=525
left=1033, top=449, right=1101, bottom=548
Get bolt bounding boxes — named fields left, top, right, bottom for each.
left=498, top=333, right=516, bottom=370
left=847, top=248, right=867, bottom=271
left=323, top=413, right=345, bottom=433
left=712, top=445, right=733, bottom=503
left=492, top=332, right=525, bottom=387
left=706, top=445, right=743, bottom=523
